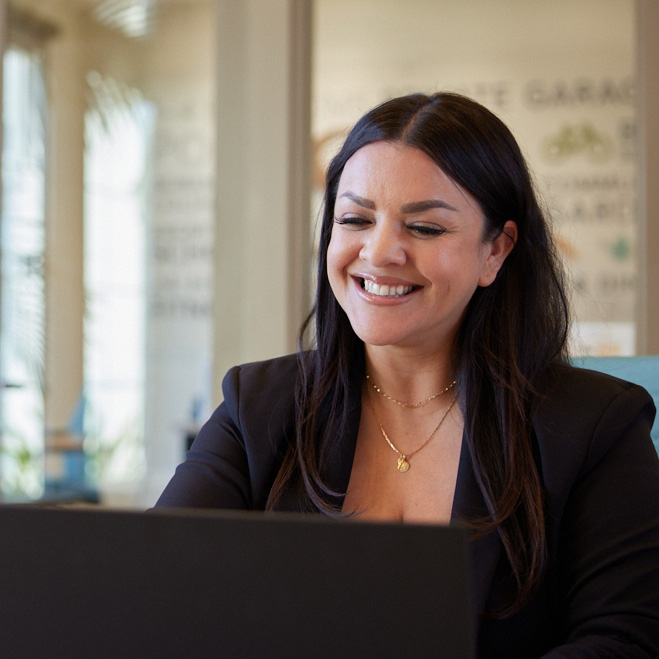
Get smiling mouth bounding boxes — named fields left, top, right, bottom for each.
left=362, top=279, right=417, bottom=298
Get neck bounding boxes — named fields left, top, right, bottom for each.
left=364, top=343, right=455, bottom=403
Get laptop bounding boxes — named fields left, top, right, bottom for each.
left=0, top=506, right=475, bottom=658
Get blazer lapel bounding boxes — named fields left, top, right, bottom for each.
left=451, top=437, right=501, bottom=621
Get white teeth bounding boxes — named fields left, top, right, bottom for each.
left=363, top=280, right=414, bottom=297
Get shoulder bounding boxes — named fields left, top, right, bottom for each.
left=202, top=353, right=301, bottom=499
left=222, top=353, right=301, bottom=395
left=220, top=353, right=301, bottom=426
left=535, top=361, right=655, bottom=433
left=533, top=361, right=657, bottom=487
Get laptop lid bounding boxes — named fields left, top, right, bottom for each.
left=0, top=506, right=474, bottom=658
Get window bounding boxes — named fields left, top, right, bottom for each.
left=0, top=44, right=46, bottom=499
left=83, top=71, right=154, bottom=501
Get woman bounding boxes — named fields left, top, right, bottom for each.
left=157, top=93, right=659, bottom=657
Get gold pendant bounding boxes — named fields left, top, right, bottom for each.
left=397, top=456, right=410, bottom=472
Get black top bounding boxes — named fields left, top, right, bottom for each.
left=157, top=354, right=659, bottom=658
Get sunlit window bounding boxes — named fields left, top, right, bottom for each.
left=83, top=71, right=154, bottom=501
left=0, top=45, right=46, bottom=499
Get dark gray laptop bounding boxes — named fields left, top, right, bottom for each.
left=0, top=506, right=475, bottom=658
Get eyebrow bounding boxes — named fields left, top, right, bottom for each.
left=338, top=191, right=457, bottom=214
left=338, top=191, right=376, bottom=209
left=401, top=199, right=458, bottom=213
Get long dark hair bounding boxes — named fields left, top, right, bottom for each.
left=267, top=92, right=570, bottom=614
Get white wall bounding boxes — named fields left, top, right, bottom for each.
left=313, top=0, right=637, bottom=355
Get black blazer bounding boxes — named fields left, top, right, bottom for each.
left=156, top=354, right=659, bottom=658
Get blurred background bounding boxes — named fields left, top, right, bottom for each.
left=0, top=0, right=657, bottom=508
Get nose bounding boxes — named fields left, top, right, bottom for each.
left=359, top=224, right=406, bottom=267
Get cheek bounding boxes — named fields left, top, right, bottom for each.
left=425, top=244, right=486, bottom=295
left=326, top=233, right=345, bottom=293
left=326, top=234, right=339, bottom=275
left=327, top=230, right=354, bottom=276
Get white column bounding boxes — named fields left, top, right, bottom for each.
left=213, top=0, right=312, bottom=399
left=44, top=31, right=86, bottom=434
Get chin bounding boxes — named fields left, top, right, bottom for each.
left=352, top=327, right=409, bottom=348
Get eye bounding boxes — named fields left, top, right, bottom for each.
left=333, top=215, right=371, bottom=229
left=407, top=223, right=445, bottom=238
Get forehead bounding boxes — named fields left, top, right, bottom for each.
left=336, top=141, right=480, bottom=214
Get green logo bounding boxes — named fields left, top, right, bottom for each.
left=542, top=123, right=614, bottom=163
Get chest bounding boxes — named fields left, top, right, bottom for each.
left=342, top=402, right=464, bottom=524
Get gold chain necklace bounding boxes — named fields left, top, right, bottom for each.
left=365, top=382, right=457, bottom=472
left=365, top=372, right=456, bottom=408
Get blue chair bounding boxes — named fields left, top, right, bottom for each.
left=573, top=356, right=659, bottom=456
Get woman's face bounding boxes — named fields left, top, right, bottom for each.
left=327, top=141, right=515, bottom=352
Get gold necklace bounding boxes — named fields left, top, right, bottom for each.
left=365, top=382, right=457, bottom=472
left=365, top=372, right=456, bottom=408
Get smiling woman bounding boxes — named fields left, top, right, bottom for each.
left=156, top=92, right=659, bottom=658
left=327, top=141, right=516, bottom=352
